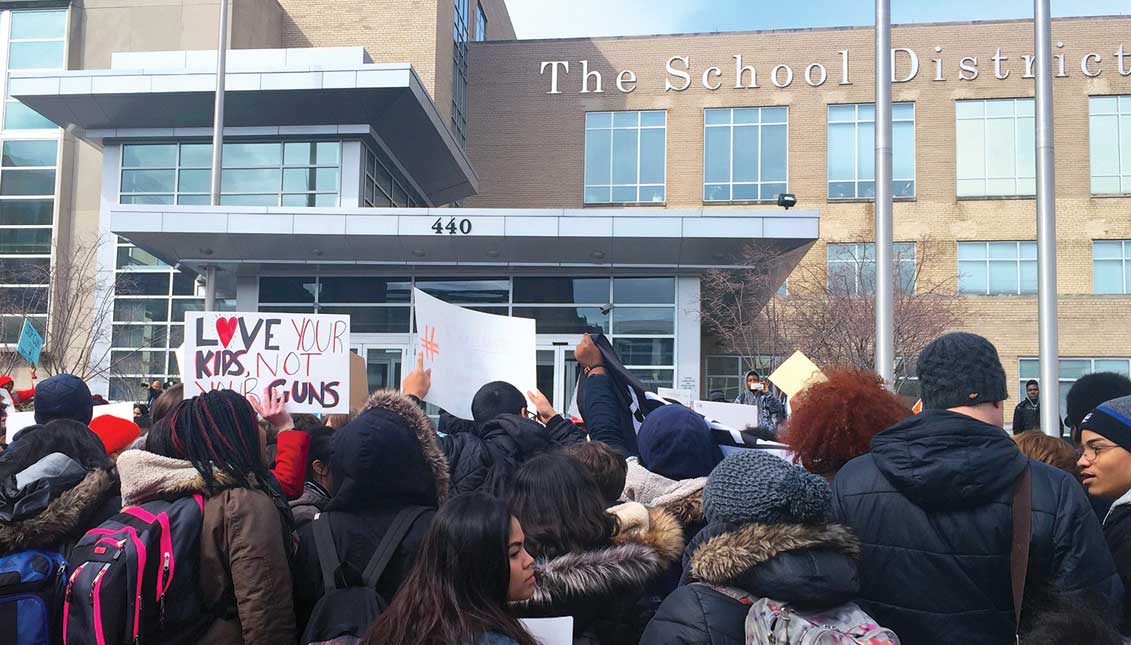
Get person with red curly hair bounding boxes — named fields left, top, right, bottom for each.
left=781, top=368, right=911, bottom=480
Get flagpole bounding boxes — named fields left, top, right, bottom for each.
left=204, top=0, right=229, bottom=312
left=874, top=0, right=895, bottom=387
left=1034, top=0, right=1060, bottom=436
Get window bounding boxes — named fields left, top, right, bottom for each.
left=474, top=2, right=487, bottom=41
left=5, top=10, right=66, bottom=130
left=0, top=138, right=56, bottom=345
left=0, top=9, right=66, bottom=348
left=584, top=111, right=666, bottom=204
left=826, top=242, right=916, bottom=295
left=119, top=141, right=341, bottom=207
left=1089, top=96, right=1131, bottom=194
left=362, top=143, right=423, bottom=207
left=109, top=237, right=237, bottom=401
left=452, top=0, right=470, bottom=144
left=703, top=106, right=787, bottom=202
left=956, top=99, right=1035, bottom=198
left=828, top=103, right=915, bottom=199
left=1093, top=240, right=1131, bottom=294
left=957, top=241, right=1037, bottom=295
left=1019, top=357, right=1131, bottom=436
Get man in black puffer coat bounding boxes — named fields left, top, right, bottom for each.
left=833, top=333, right=1123, bottom=645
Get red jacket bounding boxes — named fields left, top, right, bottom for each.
left=272, top=430, right=311, bottom=499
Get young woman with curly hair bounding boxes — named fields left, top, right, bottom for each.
left=781, top=368, right=912, bottom=479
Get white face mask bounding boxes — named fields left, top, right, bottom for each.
left=749, top=382, right=765, bottom=392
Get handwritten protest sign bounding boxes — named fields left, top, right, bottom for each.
left=413, top=288, right=536, bottom=420
left=182, top=312, right=351, bottom=414
left=17, top=319, right=42, bottom=366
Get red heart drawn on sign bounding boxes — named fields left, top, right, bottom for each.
left=215, top=317, right=238, bottom=348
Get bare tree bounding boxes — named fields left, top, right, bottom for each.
left=702, top=239, right=968, bottom=393
left=0, top=235, right=153, bottom=380
left=699, top=244, right=798, bottom=376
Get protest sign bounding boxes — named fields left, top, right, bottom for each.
left=5, top=402, right=136, bottom=444
left=520, top=617, right=573, bottom=645
left=413, top=288, right=536, bottom=420
left=692, top=399, right=762, bottom=432
left=768, top=351, right=826, bottom=398
left=182, top=312, right=351, bottom=414
left=16, top=319, right=42, bottom=366
left=349, top=351, right=369, bottom=410
left=657, top=386, right=695, bottom=406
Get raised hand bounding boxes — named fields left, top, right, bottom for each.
left=403, top=352, right=432, bottom=400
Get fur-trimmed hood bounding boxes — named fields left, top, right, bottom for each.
left=117, top=449, right=239, bottom=506
left=622, top=460, right=705, bottom=527
left=0, top=468, right=116, bottom=553
left=689, top=522, right=862, bottom=608
left=521, top=505, right=684, bottom=608
left=327, top=389, right=449, bottom=511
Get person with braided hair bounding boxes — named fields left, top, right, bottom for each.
left=115, top=390, right=296, bottom=644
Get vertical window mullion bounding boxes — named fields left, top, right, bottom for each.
left=728, top=110, right=734, bottom=192
left=636, top=114, right=642, bottom=202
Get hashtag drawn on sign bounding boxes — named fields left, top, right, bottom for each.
left=421, top=325, right=440, bottom=361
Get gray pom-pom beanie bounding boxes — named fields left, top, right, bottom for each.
left=702, top=450, right=832, bottom=526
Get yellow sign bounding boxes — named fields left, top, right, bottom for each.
left=768, top=351, right=827, bottom=398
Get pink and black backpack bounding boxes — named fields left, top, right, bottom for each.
left=63, top=495, right=208, bottom=645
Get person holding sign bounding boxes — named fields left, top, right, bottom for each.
left=734, top=371, right=787, bottom=437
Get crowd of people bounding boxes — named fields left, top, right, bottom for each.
left=0, top=330, right=1130, bottom=644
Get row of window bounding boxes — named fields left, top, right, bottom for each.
left=825, top=240, right=1131, bottom=296
left=0, top=9, right=67, bottom=347
left=582, top=97, right=1131, bottom=205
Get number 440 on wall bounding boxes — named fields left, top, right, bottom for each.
left=432, top=217, right=472, bottom=235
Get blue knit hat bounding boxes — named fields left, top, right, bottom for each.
left=33, top=374, right=93, bottom=426
left=703, top=450, right=831, bottom=526
left=637, top=405, right=723, bottom=481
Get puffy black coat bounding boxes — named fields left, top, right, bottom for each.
left=1103, top=500, right=1131, bottom=634
left=641, top=522, right=862, bottom=645
left=439, top=413, right=584, bottom=496
left=0, top=419, right=120, bottom=558
left=832, top=409, right=1123, bottom=645
left=294, top=390, right=449, bottom=628
left=515, top=505, right=684, bottom=644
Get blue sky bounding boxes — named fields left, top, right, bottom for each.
left=506, top=0, right=1130, bottom=39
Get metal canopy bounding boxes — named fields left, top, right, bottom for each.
left=107, top=205, right=819, bottom=274
left=9, top=59, right=478, bottom=205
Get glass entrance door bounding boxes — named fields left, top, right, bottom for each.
left=350, top=344, right=406, bottom=396
left=536, top=342, right=583, bottom=416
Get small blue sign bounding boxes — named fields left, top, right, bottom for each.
left=16, top=319, right=42, bottom=367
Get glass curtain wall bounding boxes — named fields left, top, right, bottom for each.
left=259, top=275, right=679, bottom=389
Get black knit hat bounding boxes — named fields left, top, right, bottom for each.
left=916, top=332, right=1008, bottom=410
left=1079, top=395, right=1131, bottom=454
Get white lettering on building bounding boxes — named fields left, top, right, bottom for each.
left=536, top=44, right=1128, bottom=94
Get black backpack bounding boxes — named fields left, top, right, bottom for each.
left=301, top=507, right=428, bottom=645
left=63, top=494, right=207, bottom=645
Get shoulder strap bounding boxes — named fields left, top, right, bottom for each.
left=1010, top=465, right=1033, bottom=635
left=312, top=512, right=341, bottom=592
left=361, top=506, right=430, bottom=589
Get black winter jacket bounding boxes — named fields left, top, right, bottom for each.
left=515, top=505, right=684, bottom=644
left=1012, top=399, right=1041, bottom=434
left=641, top=522, right=862, bottom=645
left=1103, top=499, right=1131, bottom=634
left=439, top=413, right=584, bottom=496
left=294, top=390, right=449, bottom=629
left=832, top=409, right=1123, bottom=645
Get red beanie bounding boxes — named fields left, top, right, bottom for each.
left=88, top=415, right=141, bottom=455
